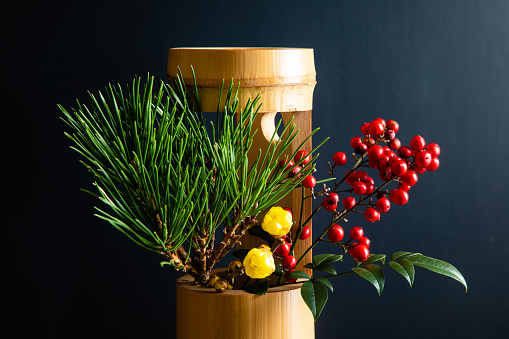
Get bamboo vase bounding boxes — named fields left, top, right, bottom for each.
left=167, top=47, right=317, bottom=339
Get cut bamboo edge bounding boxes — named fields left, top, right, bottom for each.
left=176, top=270, right=315, bottom=339
left=167, top=47, right=316, bottom=112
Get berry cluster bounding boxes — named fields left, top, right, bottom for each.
left=278, top=118, right=441, bottom=266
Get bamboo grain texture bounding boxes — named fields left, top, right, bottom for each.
left=176, top=273, right=315, bottom=339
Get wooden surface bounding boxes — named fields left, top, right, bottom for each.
left=176, top=272, right=314, bottom=339
left=167, top=47, right=316, bottom=112
left=167, top=47, right=315, bottom=275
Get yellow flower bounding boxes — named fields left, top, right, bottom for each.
left=243, top=245, right=275, bottom=279
left=261, top=206, right=293, bottom=238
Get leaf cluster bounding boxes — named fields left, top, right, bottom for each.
left=250, top=252, right=467, bottom=321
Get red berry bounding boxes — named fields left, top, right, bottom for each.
left=377, top=157, right=390, bottom=171
left=350, top=226, right=364, bottom=240
left=386, top=120, right=399, bottom=133
left=369, top=121, right=385, bottom=136
left=387, top=155, right=401, bottom=167
left=413, top=165, right=426, bottom=174
left=389, top=138, right=401, bottom=150
left=299, top=226, right=311, bottom=240
left=328, top=192, right=340, bottom=203
left=376, top=198, right=391, bottom=213
left=369, top=159, right=379, bottom=168
left=333, top=152, right=347, bottom=166
left=294, top=150, right=311, bottom=165
left=365, top=183, right=375, bottom=195
left=353, top=181, right=367, bottom=195
left=385, top=149, right=396, bottom=158
left=322, top=198, right=337, bottom=211
left=345, top=171, right=357, bottom=185
left=364, top=207, right=380, bottom=222
left=351, top=136, right=363, bottom=147
left=348, top=242, right=358, bottom=255
left=361, top=122, right=371, bottom=135
left=398, top=183, right=411, bottom=191
left=327, top=225, right=344, bottom=242
left=285, top=268, right=297, bottom=283
left=379, top=168, right=393, bottom=181
left=426, top=157, right=440, bottom=171
left=426, top=143, right=441, bottom=157
left=390, top=189, right=409, bottom=205
left=283, top=255, right=297, bottom=269
left=354, top=170, right=368, bottom=182
left=363, top=136, right=376, bottom=147
left=367, top=144, right=384, bottom=161
left=384, top=129, right=396, bottom=141
left=391, top=159, right=408, bottom=177
left=288, top=165, right=301, bottom=178
left=274, top=242, right=291, bottom=257
left=400, top=170, right=418, bottom=186
left=364, top=176, right=375, bottom=185
left=323, top=194, right=338, bottom=211
left=354, top=142, right=368, bottom=154
left=373, top=118, right=387, bottom=127
left=351, top=244, right=370, bottom=262
left=398, top=146, right=413, bottom=159
left=358, top=236, right=371, bottom=248
left=302, top=175, right=316, bottom=188
left=279, top=159, right=294, bottom=171
left=342, top=196, right=356, bottom=209
left=415, top=150, right=432, bottom=168
left=410, top=135, right=426, bottom=151
left=283, top=207, right=293, bottom=216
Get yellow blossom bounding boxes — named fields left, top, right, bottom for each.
left=243, top=245, right=275, bottom=279
left=261, top=206, right=293, bottom=238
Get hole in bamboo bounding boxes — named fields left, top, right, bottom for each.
left=260, top=112, right=284, bottom=143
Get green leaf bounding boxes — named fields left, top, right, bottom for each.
left=391, top=251, right=422, bottom=261
left=231, top=249, right=250, bottom=262
left=301, top=280, right=328, bottom=321
left=313, top=277, right=333, bottom=292
left=247, top=225, right=274, bottom=246
left=389, top=259, right=415, bottom=286
left=245, top=279, right=270, bottom=295
left=304, top=263, right=315, bottom=270
left=359, top=254, right=386, bottom=266
left=406, top=255, right=467, bottom=292
left=314, top=262, right=337, bottom=275
left=313, top=254, right=343, bottom=267
left=287, top=270, right=311, bottom=281
left=352, top=264, right=385, bottom=295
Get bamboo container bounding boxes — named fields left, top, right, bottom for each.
left=167, top=47, right=316, bottom=339
left=176, top=272, right=314, bottom=339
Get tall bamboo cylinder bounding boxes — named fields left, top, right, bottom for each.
left=168, top=48, right=316, bottom=339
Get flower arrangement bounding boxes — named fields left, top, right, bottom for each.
left=59, top=71, right=466, bottom=323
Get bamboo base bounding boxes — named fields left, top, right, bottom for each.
left=176, top=272, right=314, bottom=339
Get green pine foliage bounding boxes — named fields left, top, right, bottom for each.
left=59, top=70, right=324, bottom=283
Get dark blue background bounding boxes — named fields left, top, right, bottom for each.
left=5, top=1, right=508, bottom=338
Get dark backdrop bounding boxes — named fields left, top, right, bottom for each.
left=4, top=1, right=508, bottom=338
